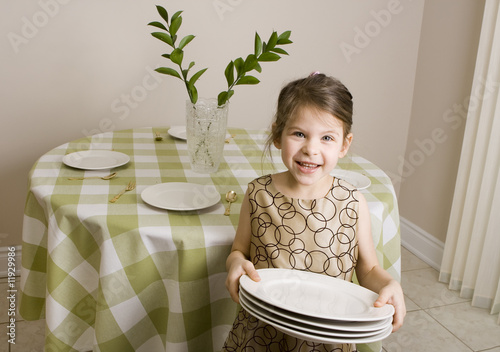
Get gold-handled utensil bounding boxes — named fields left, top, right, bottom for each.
left=225, top=134, right=236, bottom=143
left=109, top=181, right=136, bottom=203
left=224, top=191, right=237, bottom=216
left=68, top=172, right=117, bottom=181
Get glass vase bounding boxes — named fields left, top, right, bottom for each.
left=185, top=98, right=229, bottom=173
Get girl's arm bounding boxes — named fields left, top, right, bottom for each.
left=225, top=189, right=260, bottom=303
left=355, top=191, right=406, bottom=332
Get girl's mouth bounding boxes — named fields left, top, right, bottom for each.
left=296, top=161, right=320, bottom=170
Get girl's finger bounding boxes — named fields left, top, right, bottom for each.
left=374, top=288, right=392, bottom=307
left=243, top=262, right=261, bottom=282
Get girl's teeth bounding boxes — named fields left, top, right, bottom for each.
left=299, top=162, right=317, bottom=168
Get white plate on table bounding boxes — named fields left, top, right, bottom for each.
left=240, top=269, right=394, bottom=322
left=63, top=150, right=130, bottom=170
left=239, top=291, right=393, bottom=344
left=330, top=169, right=371, bottom=190
left=141, top=182, right=221, bottom=211
left=168, top=126, right=187, bottom=140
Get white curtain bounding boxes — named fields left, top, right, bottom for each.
left=439, top=0, right=500, bottom=324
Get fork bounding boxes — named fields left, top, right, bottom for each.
left=109, top=181, right=136, bottom=203
left=68, top=172, right=117, bottom=181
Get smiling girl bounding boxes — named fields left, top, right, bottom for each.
left=222, top=73, right=405, bottom=352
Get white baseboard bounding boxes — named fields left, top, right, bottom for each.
left=400, top=217, right=444, bottom=270
left=0, top=246, right=22, bottom=278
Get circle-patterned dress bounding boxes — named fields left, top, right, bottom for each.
left=222, top=174, right=360, bottom=352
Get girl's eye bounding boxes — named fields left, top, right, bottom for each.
left=294, top=132, right=305, bottom=138
left=322, top=135, right=333, bottom=141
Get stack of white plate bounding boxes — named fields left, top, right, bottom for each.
left=239, top=268, right=394, bottom=344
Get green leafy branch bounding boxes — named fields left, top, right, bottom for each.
left=148, top=6, right=207, bottom=104
left=148, top=5, right=292, bottom=106
left=218, top=30, right=292, bottom=106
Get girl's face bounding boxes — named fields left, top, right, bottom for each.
left=274, top=106, right=352, bottom=190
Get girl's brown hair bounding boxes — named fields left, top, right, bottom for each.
left=264, top=73, right=353, bottom=159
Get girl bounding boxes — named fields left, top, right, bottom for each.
left=222, top=73, right=405, bottom=352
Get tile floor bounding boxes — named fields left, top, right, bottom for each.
left=1, top=246, right=499, bottom=352
left=382, top=247, right=500, bottom=352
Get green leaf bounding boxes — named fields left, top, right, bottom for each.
left=270, top=47, right=289, bottom=55
left=188, top=61, right=195, bottom=70
left=224, top=61, right=234, bottom=86
left=179, top=35, right=195, bottom=49
left=156, top=5, right=169, bottom=24
left=170, top=48, right=183, bottom=65
left=243, top=54, right=258, bottom=72
left=182, top=69, right=188, bottom=79
left=217, top=91, right=228, bottom=106
left=155, top=67, right=181, bottom=79
left=236, top=75, right=260, bottom=85
left=277, top=30, right=292, bottom=44
left=277, top=38, right=293, bottom=45
left=188, top=68, right=208, bottom=87
left=234, top=57, right=244, bottom=76
left=151, top=32, right=174, bottom=47
left=217, top=89, right=234, bottom=106
left=189, top=85, right=198, bottom=104
left=148, top=21, right=167, bottom=31
left=266, top=31, right=278, bottom=50
left=171, top=10, right=183, bottom=23
left=170, top=16, right=182, bottom=36
left=258, top=52, right=281, bottom=62
left=254, top=62, right=262, bottom=73
left=254, top=32, right=262, bottom=56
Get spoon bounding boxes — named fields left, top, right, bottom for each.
left=68, top=172, right=117, bottom=181
left=224, top=191, right=237, bottom=216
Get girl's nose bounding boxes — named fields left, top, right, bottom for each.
left=302, top=139, right=319, bottom=155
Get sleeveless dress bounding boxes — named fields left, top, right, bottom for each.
left=222, top=174, right=360, bottom=352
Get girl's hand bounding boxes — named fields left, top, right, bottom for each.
left=374, top=279, right=406, bottom=332
left=225, top=255, right=260, bottom=304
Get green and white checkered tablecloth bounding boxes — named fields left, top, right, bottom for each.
left=20, top=127, right=400, bottom=352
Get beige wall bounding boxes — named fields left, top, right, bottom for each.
left=0, top=0, right=483, bottom=247
left=398, top=0, right=485, bottom=243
